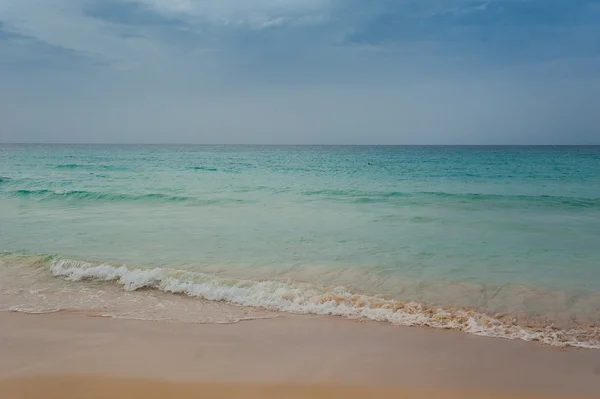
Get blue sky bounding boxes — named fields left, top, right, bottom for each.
left=1, top=0, right=599, bottom=144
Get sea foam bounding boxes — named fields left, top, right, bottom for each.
left=49, top=258, right=600, bottom=349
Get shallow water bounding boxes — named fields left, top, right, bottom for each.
left=1, top=145, right=599, bottom=347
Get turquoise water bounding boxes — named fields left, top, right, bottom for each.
left=1, top=145, right=600, bottom=347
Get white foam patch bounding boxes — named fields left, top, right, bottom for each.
left=50, top=259, right=600, bottom=349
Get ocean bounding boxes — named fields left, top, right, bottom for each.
left=1, top=144, right=599, bottom=348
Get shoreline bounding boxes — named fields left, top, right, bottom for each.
left=3, top=253, right=599, bottom=349
left=1, top=311, right=599, bottom=398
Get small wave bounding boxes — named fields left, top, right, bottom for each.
left=424, top=192, right=600, bottom=208
left=303, top=189, right=406, bottom=198
left=0, top=176, right=11, bottom=184
left=6, top=189, right=190, bottom=202
left=54, top=164, right=128, bottom=171
left=190, top=166, right=218, bottom=172
left=5, top=190, right=253, bottom=206
left=46, top=258, right=600, bottom=349
left=55, top=164, right=84, bottom=169
left=3, top=189, right=251, bottom=205
left=2, top=189, right=254, bottom=206
left=302, top=189, right=600, bottom=208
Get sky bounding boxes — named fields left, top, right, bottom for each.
left=0, top=0, right=599, bottom=145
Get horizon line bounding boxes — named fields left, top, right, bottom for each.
left=1, top=143, right=599, bottom=147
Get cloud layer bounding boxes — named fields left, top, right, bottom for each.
left=1, top=0, right=599, bottom=144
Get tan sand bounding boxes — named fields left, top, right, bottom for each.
left=0, top=312, right=599, bottom=398
left=0, top=376, right=591, bottom=399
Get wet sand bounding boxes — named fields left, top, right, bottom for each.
left=1, top=312, right=599, bottom=398
left=3, top=376, right=596, bottom=399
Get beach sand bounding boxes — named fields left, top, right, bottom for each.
left=1, top=312, right=599, bottom=398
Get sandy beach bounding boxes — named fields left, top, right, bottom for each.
left=1, top=311, right=599, bottom=399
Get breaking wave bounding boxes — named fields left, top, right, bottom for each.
left=1, top=189, right=248, bottom=205
left=46, top=258, right=600, bottom=349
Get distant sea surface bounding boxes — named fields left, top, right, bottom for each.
left=1, top=145, right=599, bottom=348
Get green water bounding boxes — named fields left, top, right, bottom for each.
left=1, top=145, right=600, bottom=347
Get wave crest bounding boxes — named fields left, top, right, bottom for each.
left=49, top=258, right=600, bottom=349
left=54, top=164, right=127, bottom=171
left=302, top=189, right=600, bottom=208
left=190, top=166, right=218, bottom=172
left=2, top=189, right=247, bottom=205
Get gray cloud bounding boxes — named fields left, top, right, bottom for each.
left=0, top=0, right=599, bottom=144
